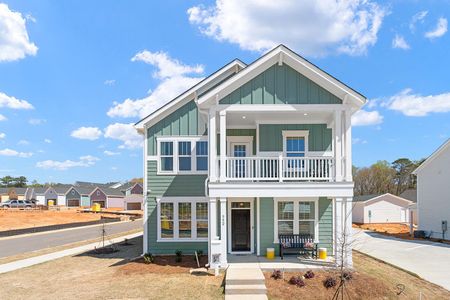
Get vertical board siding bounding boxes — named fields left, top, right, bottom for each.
left=146, top=160, right=207, bottom=254
left=259, top=197, right=278, bottom=256
left=220, top=64, right=341, bottom=105
left=259, top=124, right=332, bottom=152
left=318, top=197, right=333, bottom=253
left=147, top=100, right=207, bottom=156
left=217, top=129, right=257, bottom=155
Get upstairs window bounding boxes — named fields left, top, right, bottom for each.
left=157, top=138, right=208, bottom=174
left=160, top=141, right=174, bottom=172
left=196, top=141, right=208, bottom=171
left=286, top=137, right=305, bottom=157
left=178, top=142, right=192, bottom=171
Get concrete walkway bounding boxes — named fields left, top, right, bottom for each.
left=0, top=232, right=142, bottom=274
left=353, top=228, right=450, bottom=291
left=225, top=264, right=267, bottom=300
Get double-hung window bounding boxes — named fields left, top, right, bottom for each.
left=275, top=199, right=318, bottom=242
left=157, top=138, right=208, bottom=174
left=283, top=131, right=308, bottom=171
left=158, top=198, right=208, bottom=241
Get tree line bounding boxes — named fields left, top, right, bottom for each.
left=353, top=158, right=424, bottom=196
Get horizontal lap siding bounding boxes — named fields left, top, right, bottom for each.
left=220, top=64, right=341, bottom=105
left=147, top=100, right=207, bottom=156
left=259, top=124, right=332, bottom=152
left=147, top=161, right=207, bottom=254
left=318, top=197, right=333, bottom=253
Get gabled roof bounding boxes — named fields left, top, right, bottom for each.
left=74, top=186, right=96, bottom=196
left=101, top=187, right=125, bottom=197
left=51, top=184, right=73, bottom=194
left=413, top=139, right=450, bottom=175
left=196, top=45, right=366, bottom=109
left=353, top=193, right=413, bottom=206
left=399, top=189, right=417, bottom=202
left=135, top=59, right=247, bottom=130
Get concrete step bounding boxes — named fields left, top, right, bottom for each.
left=225, top=283, right=267, bottom=295
left=225, top=294, right=268, bottom=300
left=225, top=266, right=268, bottom=300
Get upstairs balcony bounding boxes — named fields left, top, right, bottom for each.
left=219, top=156, right=334, bottom=182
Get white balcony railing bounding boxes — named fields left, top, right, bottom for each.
left=220, top=156, right=334, bottom=182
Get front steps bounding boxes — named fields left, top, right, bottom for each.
left=225, top=266, right=267, bottom=300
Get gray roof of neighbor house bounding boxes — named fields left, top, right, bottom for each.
left=117, top=182, right=142, bottom=192
left=0, top=187, right=29, bottom=195
left=353, top=194, right=381, bottom=202
left=399, top=189, right=417, bottom=202
left=73, top=186, right=96, bottom=196
left=33, top=187, right=48, bottom=195
left=102, top=187, right=125, bottom=197
left=74, top=181, right=120, bottom=188
left=50, top=184, right=73, bottom=194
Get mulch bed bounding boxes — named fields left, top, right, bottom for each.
left=265, top=271, right=394, bottom=300
left=116, top=255, right=209, bottom=275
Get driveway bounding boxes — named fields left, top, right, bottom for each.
left=353, top=228, right=450, bottom=291
left=0, top=219, right=142, bottom=259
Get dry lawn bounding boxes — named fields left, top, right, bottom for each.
left=266, top=251, right=450, bottom=300
left=0, top=236, right=224, bottom=300
left=0, top=210, right=122, bottom=231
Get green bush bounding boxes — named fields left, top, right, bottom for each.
left=143, top=253, right=154, bottom=264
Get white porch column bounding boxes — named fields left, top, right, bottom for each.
left=334, top=197, right=343, bottom=266
left=208, top=197, right=220, bottom=266
left=219, top=197, right=228, bottom=266
left=344, top=109, right=353, bottom=182
left=209, top=109, right=217, bottom=182
left=344, top=197, right=353, bottom=267
left=334, top=110, right=343, bottom=182
left=219, top=111, right=227, bottom=182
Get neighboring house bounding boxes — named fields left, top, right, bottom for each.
left=0, top=188, right=26, bottom=202
left=352, top=193, right=413, bottom=224
left=76, top=187, right=96, bottom=207
left=32, top=187, right=48, bottom=205
left=65, top=187, right=82, bottom=207
left=413, top=139, right=450, bottom=240
left=121, top=183, right=143, bottom=210
left=135, top=45, right=366, bottom=268
left=102, top=188, right=125, bottom=208
left=89, top=187, right=108, bottom=208
left=52, top=185, right=72, bottom=206
left=399, top=189, right=417, bottom=202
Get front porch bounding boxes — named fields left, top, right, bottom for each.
left=227, top=254, right=335, bottom=271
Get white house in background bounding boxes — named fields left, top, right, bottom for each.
left=352, top=193, right=413, bottom=224
left=413, top=139, right=450, bottom=240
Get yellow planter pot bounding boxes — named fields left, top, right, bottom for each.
left=266, top=248, right=275, bottom=259
left=318, top=248, right=327, bottom=260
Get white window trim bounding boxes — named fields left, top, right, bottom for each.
left=226, top=136, right=254, bottom=156
left=273, top=197, right=319, bottom=244
left=156, top=197, right=208, bottom=242
left=282, top=130, right=309, bottom=157
left=156, top=136, right=208, bottom=175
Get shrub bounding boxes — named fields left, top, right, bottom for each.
left=271, top=270, right=283, bottom=280
left=304, top=270, right=315, bottom=279
left=342, top=272, right=353, bottom=281
left=289, top=276, right=305, bottom=287
left=323, top=276, right=337, bottom=289
left=175, top=250, right=182, bottom=262
left=143, top=253, right=154, bottom=264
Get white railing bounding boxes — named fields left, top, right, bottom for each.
left=221, top=156, right=334, bottom=182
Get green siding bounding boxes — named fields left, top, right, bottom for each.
left=259, top=124, right=332, bottom=152
left=146, top=160, right=207, bottom=254
left=217, top=129, right=257, bottom=155
left=318, top=197, right=333, bottom=253
left=259, top=197, right=278, bottom=256
left=147, top=100, right=207, bottom=156
left=81, top=196, right=90, bottom=207
left=220, top=64, right=341, bottom=105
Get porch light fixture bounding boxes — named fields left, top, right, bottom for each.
left=242, top=116, right=246, bottom=119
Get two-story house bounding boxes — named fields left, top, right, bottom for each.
left=135, top=45, right=366, bottom=268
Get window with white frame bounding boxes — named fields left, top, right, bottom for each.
left=158, top=198, right=208, bottom=241
left=157, top=138, right=208, bottom=174
left=275, top=199, right=318, bottom=241
left=283, top=131, right=308, bottom=157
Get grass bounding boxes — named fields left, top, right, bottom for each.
left=0, top=236, right=224, bottom=300
left=265, top=251, right=450, bottom=299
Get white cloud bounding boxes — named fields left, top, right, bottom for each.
left=111, top=166, right=118, bottom=171
left=107, top=51, right=204, bottom=119
left=0, top=114, right=6, bottom=121
left=0, top=3, right=38, bottom=62
left=410, top=11, right=428, bottom=32
left=18, top=139, right=30, bottom=145
left=44, top=138, right=52, bottom=144
left=351, top=110, right=383, bottom=126
left=425, top=17, right=448, bottom=39
left=0, top=132, right=5, bottom=139
left=0, top=92, right=33, bottom=109
left=392, top=34, right=410, bottom=50
left=0, top=148, right=33, bottom=158
left=29, top=118, right=46, bottom=125
left=104, top=150, right=121, bottom=156
left=71, top=127, right=102, bottom=140
left=385, top=88, right=450, bottom=117
left=104, top=123, right=142, bottom=149
left=352, top=138, right=368, bottom=144
left=36, top=155, right=99, bottom=171
left=104, top=79, right=116, bottom=86
left=187, top=0, right=386, bottom=56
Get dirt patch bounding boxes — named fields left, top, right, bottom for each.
left=265, top=251, right=450, bottom=300
left=118, top=255, right=209, bottom=275
left=0, top=210, right=121, bottom=231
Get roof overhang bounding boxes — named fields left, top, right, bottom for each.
left=134, top=59, right=247, bottom=132
left=413, top=139, right=450, bottom=175
left=197, top=45, right=366, bottom=111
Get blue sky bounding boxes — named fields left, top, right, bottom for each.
left=0, top=0, right=449, bottom=184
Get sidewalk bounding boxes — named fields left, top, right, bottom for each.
left=0, top=232, right=142, bottom=274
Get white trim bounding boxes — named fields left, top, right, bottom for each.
left=220, top=104, right=346, bottom=113
left=227, top=136, right=254, bottom=157
left=156, top=136, right=208, bottom=175
left=226, top=125, right=257, bottom=129
left=282, top=130, right=309, bottom=157
left=413, top=139, right=450, bottom=175
left=256, top=197, right=261, bottom=256
left=143, top=126, right=149, bottom=254
left=156, top=197, right=208, bottom=242
left=227, top=198, right=255, bottom=254
left=273, top=197, right=319, bottom=244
